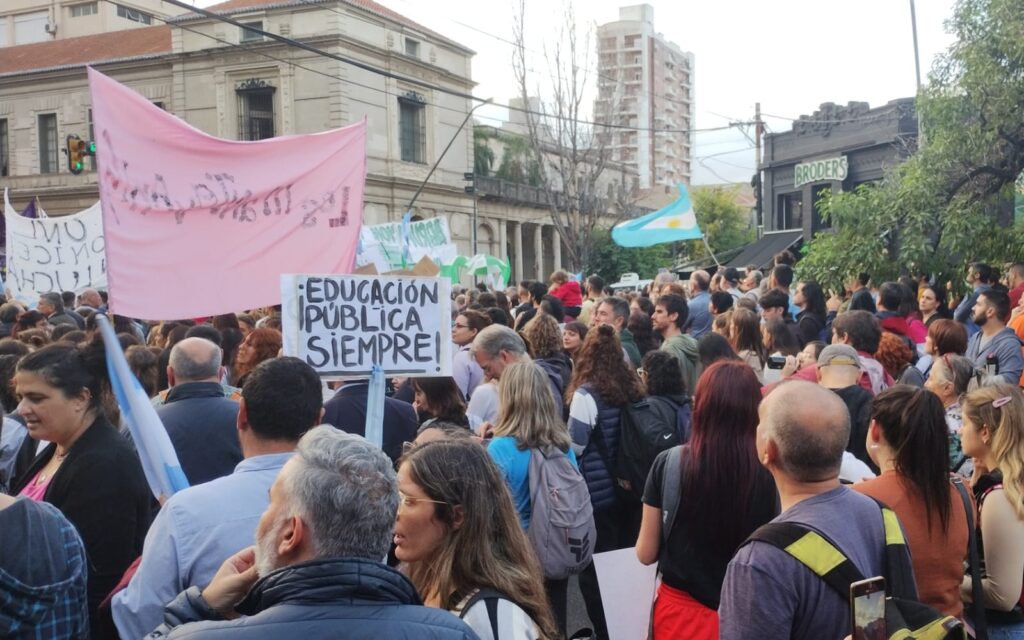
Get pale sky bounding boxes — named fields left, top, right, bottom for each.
left=195, top=0, right=959, bottom=184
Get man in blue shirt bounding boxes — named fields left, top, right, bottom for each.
left=687, top=270, right=712, bottom=338
left=112, top=357, right=325, bottom=639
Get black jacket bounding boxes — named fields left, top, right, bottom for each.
left=145, top=557, right=477, bottom=639
left=11, top=416, right=151, bottom=638
left=322, top=382, right=418, bottom=464
left=831, top=385, right=878, bottom=474
left=157, top=382, right=242, bottom=485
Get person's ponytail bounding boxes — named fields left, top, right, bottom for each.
left=872, top=386, right=952, bottom=533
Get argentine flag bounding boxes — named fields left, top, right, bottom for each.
left=611, top=183, right=703, bottom=248
left=96, top=314, right=189, bottom=501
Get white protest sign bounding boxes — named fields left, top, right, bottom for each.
left=4, top=193, right=106, bottom=301
left=281, top=274, right=452, bottom=378
left=356, top=216, right=459, bottom=271
left=594, top=547, right=658, bottom=640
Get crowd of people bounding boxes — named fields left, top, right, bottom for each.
left=2, top=258, right=1024, bottom=639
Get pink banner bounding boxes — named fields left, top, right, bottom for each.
left=88, top=67, right=366, bottom=320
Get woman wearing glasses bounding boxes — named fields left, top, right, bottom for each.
left=452, top=310, right=492, bottom=400
left=394, top=439, right=556, bottom=640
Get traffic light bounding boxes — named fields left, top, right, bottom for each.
left=66, top=134, right=96, bottom=175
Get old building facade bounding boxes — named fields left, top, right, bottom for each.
left=0, top=0, right=615, bottom=283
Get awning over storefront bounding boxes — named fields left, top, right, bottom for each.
left=726, top=230, right=803, bottom=270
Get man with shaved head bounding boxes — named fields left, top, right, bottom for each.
left=158, top=337, right=242, bottom=485
left=719, top=381, right=916, bottom=639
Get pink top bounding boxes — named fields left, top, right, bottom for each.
left=18, top=470, right=51, bottom=502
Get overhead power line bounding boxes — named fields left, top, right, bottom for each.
left=116, top=0, right=727, bottom=136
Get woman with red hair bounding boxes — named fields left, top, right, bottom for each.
left=231, top=327, right=281, bottom=387
left=635, top=360, right=778, bottom=640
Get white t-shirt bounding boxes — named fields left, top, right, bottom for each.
left=456, top=591, right=540, bottom=640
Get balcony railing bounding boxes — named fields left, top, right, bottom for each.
left=475, top=175, right=568, bottom=209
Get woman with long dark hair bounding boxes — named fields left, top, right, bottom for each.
left=793, top=280, right=827, bottom=347
left=566, top=324, right=645, bottom=639
left=635, top=360, right=777, bottom=639
left=761, top=318, right=800, bottom=385
left=412, top=377, right=470, bottom=429
left=628, top=310, right=660, bottom=356
left=396, top=439, right=557, bottom=639
left=854, top=386, right=969, bottom=617
left=919, top=283, right=950, bottom=327
left=561, top=321, right=588, bottom=365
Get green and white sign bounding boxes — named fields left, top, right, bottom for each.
left=794, top=156, right=848, bottom=187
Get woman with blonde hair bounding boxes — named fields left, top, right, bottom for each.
left=961, top=383, right=1024, bottom=636
left=396, top=439, right=557, bottom=639
left=488, top=361, right=578, bottom=635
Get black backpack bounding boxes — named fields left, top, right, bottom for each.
left=745, top=500, right=965, bottom=640
left=600, top=396, right=687, bottom=503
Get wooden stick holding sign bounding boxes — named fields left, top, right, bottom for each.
left=280, top=273, right=452, bottom=449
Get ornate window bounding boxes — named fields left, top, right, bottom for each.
left=398, top=91, right=426, bottom=164
left=236, top=79, right=276, bottom=141
left=38, top=113, right=58, bottom=174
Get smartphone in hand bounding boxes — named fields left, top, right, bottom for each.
left=850, top=577, right=886, bottom=640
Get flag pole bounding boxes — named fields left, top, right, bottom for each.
left=702, top=234, right=721, bottom=268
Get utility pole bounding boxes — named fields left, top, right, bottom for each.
left=909, top=0, right=922, bottom=91
left=754, top=103, right=764, bottom=234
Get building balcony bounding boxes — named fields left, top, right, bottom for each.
left=475, top=175, right=568, bottom=209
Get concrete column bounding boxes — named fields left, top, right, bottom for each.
left=498, top=219, right=508, bottom=265
left=553, top=228, right=563, bottom=273
left=512, top=221, right=523, bottom=283
left=533, top=224, right=543, bottom=280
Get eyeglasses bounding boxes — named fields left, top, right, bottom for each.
left=453, top=323, right=470, bottom=329
left=397, top=490, right=449, bottom=509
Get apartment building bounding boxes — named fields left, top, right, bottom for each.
left=595, top=4, right=695, bottom=189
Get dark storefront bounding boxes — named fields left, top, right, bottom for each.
left=760, top=98, right=918, bottom=241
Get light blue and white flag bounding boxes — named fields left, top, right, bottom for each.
left=96, top=314, right=189, bottom=500
left=611, top=183, right=703, bottom=248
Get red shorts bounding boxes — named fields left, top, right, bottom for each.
left=653, top=582, right=719, bottom=640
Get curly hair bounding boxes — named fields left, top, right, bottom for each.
left=233, top=327, right=282, bottom=383
left=565, top=324, right=644, bottom=407
left=641, top=350, right=685, bottom=397
left=628, top=310, right=659, bottom=356
left=521, top=312, right=563, bottom=360
left=874, top=332, right=914, bottom=380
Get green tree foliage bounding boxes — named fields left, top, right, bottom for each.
left=690, top=186, right=755, bottom=256
left=798, top=0, right=1024, bottom=291
left=494, top=134, right=542, bottom=186
left=473, top=129, right=495, bottom=177
left=586, top=228, right=672, bottom=285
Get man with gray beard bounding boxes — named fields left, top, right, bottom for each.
left=144, top=427, right=475, bottom=639
left=113, top=357, right=324, bottom=640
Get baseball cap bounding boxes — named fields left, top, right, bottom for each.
left=818, top=344, right=861, bottom=368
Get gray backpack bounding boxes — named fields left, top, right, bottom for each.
left=527, top=445, right=597, bottom=579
